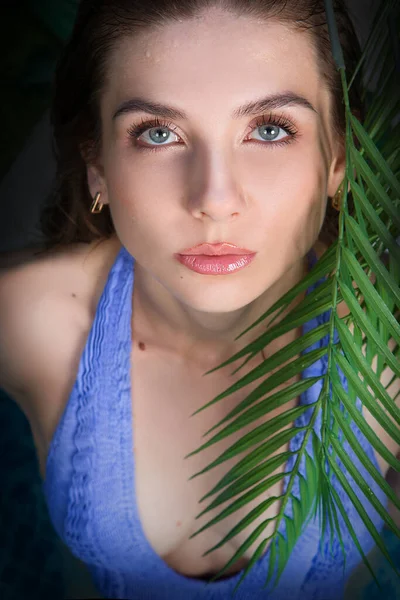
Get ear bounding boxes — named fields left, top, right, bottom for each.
left=85, top=162, right=110, bottom=206
left=80, top=141, right=109, bottom=205
left=326, top=138, right=347, bottom=198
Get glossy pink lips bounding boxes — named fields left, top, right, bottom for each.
left=175, top=253, right=256, bottom=274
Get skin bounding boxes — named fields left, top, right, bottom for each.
left=85, top=7, right=346, bottom=372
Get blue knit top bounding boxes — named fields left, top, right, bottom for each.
left=43, top=244, right=388, bottom=599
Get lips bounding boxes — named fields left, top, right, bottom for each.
left=175, top=253, right=256, bottom=275
left=179, top=242, right=254, bottom=256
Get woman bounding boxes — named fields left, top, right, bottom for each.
left=0, top=0, right=397, bottom=598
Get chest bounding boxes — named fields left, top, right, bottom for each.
left=130, top=344, right=301, bottom=579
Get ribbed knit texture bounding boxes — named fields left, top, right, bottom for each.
left=43, top=245, right=388, bottom=599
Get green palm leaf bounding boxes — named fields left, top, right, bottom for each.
left=184, top=0, right=400, bottom=596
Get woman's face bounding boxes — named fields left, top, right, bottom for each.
left=88, top=7, right=345, bottom=315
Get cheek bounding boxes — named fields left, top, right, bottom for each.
left=250, top=152, right=327, bottom=256
left=104, top=156, right=180, bottom=253
left=292, top=161, right=327, bottom=220
left=111, top=145, right=182, bottom=196
left=104, top=154, right=165, bottom=220
left=290, top=184, right=328, bottom=257
left=245, top=148, right=326, bottom=218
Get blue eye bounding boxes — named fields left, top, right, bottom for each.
left=143, top=125, right=177, bottom=145
left=251, top=124, right=287, bottom=142
left=250, top=113, right=298, bottom=143
left=127, top=117, right=179, bottom=148
left=127, top=113, right=298, bottom=151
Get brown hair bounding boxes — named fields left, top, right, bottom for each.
left=36, top=0, right=363, bottom=255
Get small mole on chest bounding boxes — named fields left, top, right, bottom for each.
left=138, top=341, right=146, bottom=350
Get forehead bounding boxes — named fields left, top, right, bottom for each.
left=102, top=8, right=330, bottom=122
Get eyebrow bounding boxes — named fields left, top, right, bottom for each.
left=112, top=91, right=318, bottom=121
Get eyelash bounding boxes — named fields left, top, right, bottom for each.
left=126, top=112, right=299, bottom=152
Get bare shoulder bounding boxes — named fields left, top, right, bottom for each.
left=0, top=235, right=121, bottom=431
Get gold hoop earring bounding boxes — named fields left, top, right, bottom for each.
left=332, top=186, right=343, bottom=211
left=90, top=192, right=104, bottom=214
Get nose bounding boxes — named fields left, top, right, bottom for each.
left=187, top=150, right=248, bottom=222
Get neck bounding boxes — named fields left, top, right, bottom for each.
left=131, top=251, right=312, bottom=373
